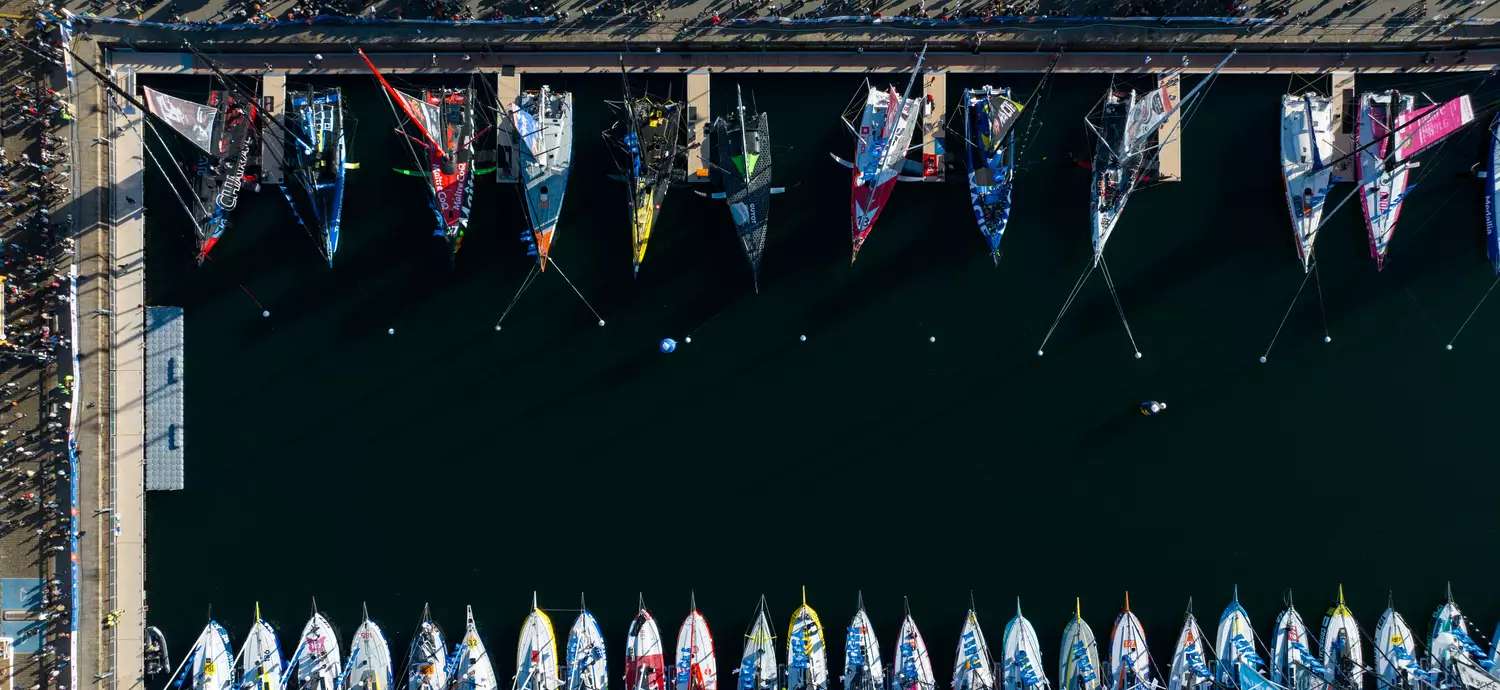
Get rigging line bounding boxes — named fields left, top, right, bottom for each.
left=546, top=258, right=604, bottom=324
left=1313, top=258, right=1330, bottom=338
left=136, top=117, right=209, bottom=240
left=1261, top=264, right=1316, bottom=362
left=1036, top=257, right=1097, bottom=355
left=1446, top=270, right=1500, bottom=348
left=1098, top=257, right=1141, bottom=356
left=1403, top=286, right=1446, bottom=340
left=493, top=264, right=542, bottom=330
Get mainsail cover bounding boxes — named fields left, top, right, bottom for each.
left=1124, top=82, right=1176, bottom=153
left=142, top=86, right=216, bottom=154
left=1395, top=94, right=1475, bottom=161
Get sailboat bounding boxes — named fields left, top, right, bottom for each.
left=1372, top=600, right=1423, bottom=690
left=627, top=598, right=669, bottom=690
left=954, top=604, right=996, bottom=690
left=606, top=70, right=687, bottom=276
left=1320, top=587, right=1364, bottom=690
left=565, top=597, right=609, bottom=690
left=510, top=85, right=573, bottom=269
left=359, top=48, right=484, bottom=257
left=1165, top=602, right=1211, bottom=690
left=1280, top=92, right=1336, bottom=271
left=347, top=607, right=395, bottom=690
left=893, top=601, right=935, bottom=690
left=407, top=605, right=449, bottom=690
left=708, top=84, right=777, bottom=291
left=843, top=595, right=886, bottom=690
left=178, top=620, right=234, bottom=690
left=1105, top=595, right=1152, bottom=690
left=1269, top=595, right=1325, bottom=690
left=833, top=47, right=927, bottom=264
left=1000, top=601, right=1047, bottom=690
left=517, top=595, right=563, bottom=690
left=1088, top=53, right=1233, bottom=263
left=140, top=84, right=256, bottom=262
left=281, top=83, right=353, bottom=266
left=1214, top=588, right=1264, bottom=688
left=452, top=607, right=499, bottom=690
left=739, top=597, right=778, bottom=690
left=789, top=590, right=829, bottom=690
left=1486, top=114, right=1500, bottom=274
left=1357, top=90, right=1475, bottom=269
left=963, top=85, right=1024, bottom=263
left=1428, top=588, right=1500, bottom=690
left=240, top=605, right=283, bottom=690
left=294, top=609, right=342, bottom=690
left=1059, top=601, right=1100, bottom=690
left=673, top=595, right=718, bottom=690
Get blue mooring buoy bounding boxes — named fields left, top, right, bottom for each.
left=660, top=338, right=678, bottom=353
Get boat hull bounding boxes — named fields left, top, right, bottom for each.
left=1358, top=91, right=1415, bottom=270
left=518, top=608, right=562, bottom=690
left=712, top=107, right=774, bottom=287
left=453, top=608, right=498, bottom=690
left=673, top=611, right=717, bottom=690
left=1166, top=615, right=1210, bottom=690
left=1000, top=611, right=1044, bottom=690
left=627, top=610, right=669, bottom=690
left=954, top=611, right=995, bottom=690
left=843, top=608, right=885, bottom=690
left=1373, top=609, right=1415, bottom=690
left=566, top=611, right=609, bottom=690
left=1059, top=616, right=1100, bottom=690
left=740, top=609, right=777, bottom=690
left=190, top=622, right=235, bottom=690
left=1488, top=115, right=1500, bottom=274
left=788, top=605, right=829, bottom=690
left=892, top=615, right=934, bottom=690
left=407, top=619, right=448, bottom=690
left=850, top=87, right=920, bottom=260
left=1281, top=93, right=1336, bottom=272
left=241, top=620, right=283, bottom=690
left=512, top=88, right=574, bottom=267
left=348, top=619, right=395, bottom=690
left=296, top=614, right=343, bottom=690
left=964, top=87, right=1019, bottom=263
left=1105, top=610, right=1150, bottom=690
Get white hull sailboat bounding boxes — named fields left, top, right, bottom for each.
left=1104, top=596, right=1151, bottom=690
left=1281, top=93, right=1336, bottom=271
left=1165, top=603, right=1210, bottom=690
left=1372, top=603, right=1420, bottom=690
left=788, top=591, right=829, bottom=690
left=739, top=598, right=778, bottom=690
left=1000, top=601, right=1047, bottom=690
left=517, top=595, right=563, bottom=690
left=407, top=605, right=448, bottom=690
left=347, top=609, right=395, bottom=690
left=241, top=606, right=283, bottom=690
left=1320, top=588, right=1364, bottom=690
left=453, top=607, right=499, bottom=690
left=843, top=596, right=886, bottom=690
left=295, top=611, right=342, bottom=690
left=953, top=607, right=995, bottom=690
left=1059, top=601, right=1100, bottom=690
left=510, top=86, right=574, bottom=268
left=565, top=601, right=609, bottom=690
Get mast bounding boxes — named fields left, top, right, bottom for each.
left=357, top=49, right=442, bottom=154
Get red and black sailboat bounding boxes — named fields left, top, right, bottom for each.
left=359, top=49, right=486, bottom=257
left=140, top=85, right=257, bottom=262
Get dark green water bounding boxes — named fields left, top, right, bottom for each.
left=141, top=69, right=1500, bottom=674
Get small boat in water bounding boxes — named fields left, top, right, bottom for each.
left=241, top=605, right=283, bottom=690
left=833, top=47, right=927, bottom=264
left=360, top=49, right=482, bottom=257
left=1000, top=601, right=1047, bottom=690
left=1373, top=599, right=1425, bottom=690
left=452, top=607, right=499, bottom=690
left=282, top=83, right=353, bottom=266
left=295, top=609, right=342, bottom=690
left=181, top=620, right=234, bottom=690
left=347, top=606, right=394, bottom=690
left=963, top=85, right=1024, bottom=263
left=140, top=84, right=256, bottom=262
left=892, top=601, right=935, bottom=690
left=953, top=605, right=995, bottom=690
left=146, top=626, right=171, bottom=678
left=1320, top=587, right=1364, bottom=690
left=1358, top=90, right=1475, bottom=269
left=843, top=594, right=886, bottom=690
left=1104, top=595, right=1151, bottom=690
left=709, top=85, right=777, bottom=291
left=510, top=85, right=574, bottom=268
left=1280, top=92, right=1336, bottom=272
left=739, top=597, right=778, bottom=690
left=1059, top=601, right=1100, bottom=690
left=407, top=605, right=448, bottom=690
left=788, top=590, right=829, bottom=690
left=627, top=599, right=669, bottom=690
left=606, top=73, right=687, bottom=276
left=565, top=598, right=609, bottom=690
left=673, top=595, right=718, bottom=690
left=517, top=594, right=562, bottom=690
left=1166, top=601, right=1211, bottom=690
left=1214, top=588, right=1262, bottom=688
left=1270, top=595, right=1324, bottom=690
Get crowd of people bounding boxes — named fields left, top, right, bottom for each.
left=0, top=8, right=79, bottom=690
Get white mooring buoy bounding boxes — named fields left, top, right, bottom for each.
left=1134, top=352, right=1142, bottom=360
left=388, top=328, right=395, bottom=335
left=1037, top=350, right=1044, bottom=356
left=685, top=336, right=693, bottom=344
left=262, top=310, right=270, bottom=318
left=598, top=319, right=606, bottom=327
left=799, top=335, right=807, bottom=342
left=1324, top=336, right=1332, bottom=343
left=929, top=336, right=936, bottom=343
left=1259, top=356, right=1268, bottom=364
left=1447, top=344, right=1454, bottom=351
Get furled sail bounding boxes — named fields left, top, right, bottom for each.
left=396, top=90, right=444, bottom=147
left=984, top=96, right=1025, bottom=150
left=142, top=86, right=216, bottom=154
left=1395, top=94, right=1475, bottom=161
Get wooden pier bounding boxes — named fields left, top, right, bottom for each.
left=495, top=67, right=521, bottom=183
left=1331, top=71, right=1357, bottom=180
left=1157, top=73, right=1182, bottom=181
left=260, top=72, right=285, bottom=185
left=922, top=70, right=946, bottom=182
left=685, top=69, right=712, bottom=180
